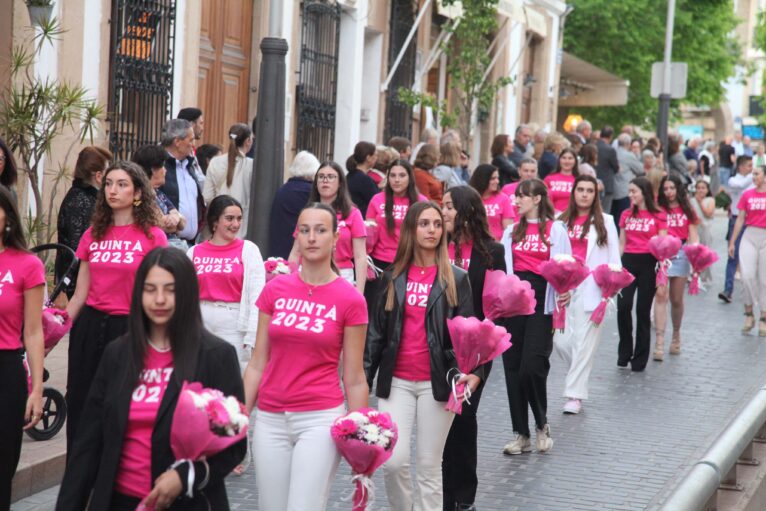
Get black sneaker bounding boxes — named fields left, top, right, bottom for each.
left=718, top=292, right=732, bottom=303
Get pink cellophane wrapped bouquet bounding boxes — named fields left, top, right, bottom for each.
left=589, top=264, right=635, bottom=325
left=445, top=316, right=512, bottom=414
left=648, top=235, right=682, bottom=287
left=683, top=243, right=719, bottom=295
left=538, top=254, right=591, bottom=332
left=331, top=408, right=398, bottom=511
left=364, top=220, right=379, bottom=254
left=137, top=382, right=248, bottom=509
left=42, top=307, right=71, bottom=351
left=482, top=270, right=536, bottom=320
left=263, top=257, right=298, bottom=282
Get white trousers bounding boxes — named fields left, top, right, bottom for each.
left=553, top=290, right=604, bottom=400
left=339, top=267, right=355, bottom=285
left=378, top=377, right=455, bottom=511
left=200, top=301, right=248, bottom=372
left=739, top=227, right=766, bottom=309
left=253, top=405, right=344, bottom=511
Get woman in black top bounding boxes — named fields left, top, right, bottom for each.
left=57, top=247, right=246, bottom=511
left=345, top=141, right=379, bottom=214
left=441, top=186, right=506, bottom=510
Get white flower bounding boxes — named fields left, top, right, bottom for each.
left=375, top=437, right=390, bottom=449
left=554, top=254, right=576, bottom=263
left=362, top=423, right=381, bottom=437
left=187, top=390, right=208, bottom=409
left=345, top=411, right=367, bottom=425
left=364, top=220, right=377, bottom=227
left=608, top=263, right=622, bottom=272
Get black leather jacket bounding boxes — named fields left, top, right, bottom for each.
left=364, top=266, right=476, bottom=402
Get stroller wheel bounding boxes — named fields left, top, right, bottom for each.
left=25, top=387, right=67, bottom=441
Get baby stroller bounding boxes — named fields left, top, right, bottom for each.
left=23, top=243, right=76, bottom=441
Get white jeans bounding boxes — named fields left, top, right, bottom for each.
left=740, top=227, right=766, bottom=309
left=200, top=301, right=248, bottom=372
left=339, top=267, right=355, bottom=285
left=378, top=377, right=455, bottom=511
left=553, top=290, right=604, bottom=400
left=253, top=405, right=344, bottom=511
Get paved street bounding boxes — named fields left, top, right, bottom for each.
left=13, top=215, right=766, bottom=510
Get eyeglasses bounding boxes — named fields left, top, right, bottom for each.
left=317, top=174, right=338, bottom=182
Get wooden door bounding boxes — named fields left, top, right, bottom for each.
left=198, top=0, right=253, bottom=148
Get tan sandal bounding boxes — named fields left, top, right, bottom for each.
left=669, top=333, right=681, bottom=355
left=743, top=313, right=755, bottom=333
left=653, top=333, right=665, bottom=361
left=759, top=318, right=766, bottom=337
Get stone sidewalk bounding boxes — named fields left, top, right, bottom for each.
left=14, top=215, right=766, bottom=510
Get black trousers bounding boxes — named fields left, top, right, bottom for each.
left=617, top=253, right=658, bottom=371
left=363, top=257, right=392, bottom=318
left=502, top=272, right=552, bottom=437
left=0, top=350, right=27, bottom=510
left=443, top=361, right=493, bottom=510
left=66, top=306, right=128, bottom=452
left=109, top=492, right=142, bottom=510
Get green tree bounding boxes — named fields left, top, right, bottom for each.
left=753, top=8, right=766, bottom=124
left=399, top=0, right=511, bottom=147
left=563, top=0, right=739, bottom=129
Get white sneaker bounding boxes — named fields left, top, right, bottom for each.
left=502, top=434, right=532, bottom=455
left=536, top=424, right=554, bottom=453
left=562, top=398, right=582, bottom=414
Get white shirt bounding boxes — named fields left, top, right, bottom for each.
left=175, top=158, right=200, bottom=240
left=203, top=153, right=253, bottom=238
left=728, top=172, right=753, bottom=216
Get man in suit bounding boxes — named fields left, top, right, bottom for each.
left=613, top=133, right=644, bottom=229
left=160, top=119, right=205, bottom=246
left=596, top=126, right=619, bottom=213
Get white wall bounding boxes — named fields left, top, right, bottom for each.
left=360, top=29, right=383, bottom=145
left=502, top=21, right=525, bottom=134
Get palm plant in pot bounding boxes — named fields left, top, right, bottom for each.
left=26, top=0, right=55, bottom=27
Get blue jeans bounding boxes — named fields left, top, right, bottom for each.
left=720, top=167, right=733, bottom=187
left=724, top=215, right=744, bottom=296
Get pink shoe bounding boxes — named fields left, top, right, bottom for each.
left=563, top=398, right=582, bottom=414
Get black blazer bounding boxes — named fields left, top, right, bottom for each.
left=364, top=265, right=474, bottom=401
left=56, top=332, right=246, bottom=511
left=160, top=156, right=205, bottom=239
left=466, top=240, right=506, bottom=321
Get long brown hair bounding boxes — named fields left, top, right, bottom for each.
left=385, top=202, right=457, bottom=311
left=384, top=159, right=420, bottom=234
left=511, top=179, right=554, bottom=245
left=91, top=161, right=160, bottom=241
left=0, top=185, right=27, bottom=251
left=446, top=186, right=494, bottom=268
left=308, top=161, right=354, bottom=218
left=226, top=123, right=252, bottom=187
left=555, top=147, right=580, bottom=177
left=629, top=176, right=662, bottom=216
left=559, top=174, right=608, bottom=247
left=658, top=174, right=698, bottom=224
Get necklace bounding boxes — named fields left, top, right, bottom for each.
left=301, top=272, right=335, bottom=296
left=148, top=338, right=171, bottom=353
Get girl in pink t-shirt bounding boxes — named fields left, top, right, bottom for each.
left=366, top=202, right=474, bottom=509
left=654, top=175, right=699, bottom=360
left=57, top=247, right=246, bottom=510
left=289, top=162, right=368, bottom=293
left=543, top=148, right=580, bottom=213
left=244, top=203, right=369, bottom=511
left=188, top=195, right=265, bottom=369
left=554, top=175, right=621, bottom=415
left=730, top=165, right=766, bottom=335
left=469, top=164, right=514, bottom=240
left=64, top=162, right=168, bottom=453
left=0, top=187, right=45, bottom=509
left=617, top=177, right=668, bottom=372
left=499, top=178, right=570, bottom=454
left=502, top=158, right=538, bottom=221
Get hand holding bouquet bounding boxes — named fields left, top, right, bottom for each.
left=482, top=270, right=536, bottom=320
left=590, top=264, right=635, bottom=325
left=364, top=220, right=379, bottom=254
left=264, top=257, right=298, bottom=282
left=648, top=235, right=682, bottom=287
left=445, top=316, right=512, bottom=414
left=538, top=254, right=591, bottom=332
left=331, top=408, right=398, bottom=511
left=42, top=307, right=71, bottom=352
left=682, top=243, right=719, bottom=295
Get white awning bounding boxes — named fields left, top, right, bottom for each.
left=558, top=52, right=630, bottom=107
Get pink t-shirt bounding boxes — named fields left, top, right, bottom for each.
left=334, top=208, right=366, bottom=269
left=738, top=189, right=766, bottom=228
left=191, top=239, right=245, bottom=302
left=114, top=346, right=174, bottom=498
left=256, top=273, right=368, bottom=412
left=0, top=249, right=45, bottom=350
left=394, top=265, right=436, bottom=382
left=366, top=193, right=427, bottom=263
left=567, top=215, right=589, bottom=262
left=76, top=225, right=168, bottom=315
left=619, top=209, right=668, bottom=254
left=511, top=221, right=552, bottom=275
left=501, top=182, right=518, bottom=197
left=448, top=241, right=474, bottom=270
left=483, top=192, right=514, bottom=240
left=665, top=206, right=697, bottom=241
left=544, top=173, right=575, bottom=212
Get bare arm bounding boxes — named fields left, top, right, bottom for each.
left=287, top=239, right=300, bottom=264
left=729, top=213, right=746, bottom=258
left=352, top=237, right=367, bottom=294
left=688, top=223, right=699, bottom=245
left=700, top=197, right=715, bottom=218
left=65, top=261, right=90, bottom=321
left=619, top=229, right=626, bottom=256
left=243, top=311, right=271, bottom=413
left=342, top=324, right=369, bottom=412
left=23, top=285, right=45, bottom=429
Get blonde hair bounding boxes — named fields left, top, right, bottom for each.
left=543, top=132, right=570, bottom=153
left=439, top=142, right=461, bottom=167
left=384, top=202, right=457, bottom=311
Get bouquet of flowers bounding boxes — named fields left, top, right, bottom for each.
left=683, top=243, right=719, bottom=295
left=538, top=254, right=591, bottom=332
left=263, top=257, right=298, bottom=282
left=648, top=234, right=682, bottom=287
left=445, top=316, right=512, bottom=414
left=482, top=269, right=536, bottom=320
left=589, top=264, right=635, bottom=325
left=331, top=408, right=398, bottom=511
left=138, top=382, right=248, bottom=509
left=42, top=307, right=71, bottom=352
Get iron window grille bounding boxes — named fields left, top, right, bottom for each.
left=385, top=0, right=417, bottom=143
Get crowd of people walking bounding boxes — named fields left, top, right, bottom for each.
left=0, top=107, right=761, bottom=511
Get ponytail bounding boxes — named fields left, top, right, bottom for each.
left=226, top=123, right=252, bottom=187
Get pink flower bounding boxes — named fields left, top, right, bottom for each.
left=205, top=399, right=231, bottom=428
left=369, top=412, right=393, bottom=430
left=332, top=419, right=359, bottom=438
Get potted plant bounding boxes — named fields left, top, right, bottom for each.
left=26, top=0, right=55, bottom=27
